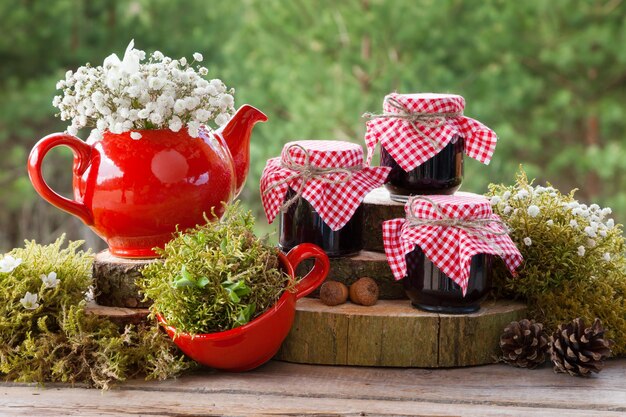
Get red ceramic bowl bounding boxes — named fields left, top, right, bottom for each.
left=156, top=243, right=330, bottom=372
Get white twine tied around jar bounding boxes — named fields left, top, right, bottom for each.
left=406, top=195, right=509, bottom=256
left=363, top=96, right=464, bottom=150
left=263, top=144, right=363, bottom=212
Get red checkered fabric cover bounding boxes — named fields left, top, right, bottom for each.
left=261, top=140, right=390, bottom=231
left=365, top=93, right=498, bottom=171
left=383, top=192, right=523, bottom=295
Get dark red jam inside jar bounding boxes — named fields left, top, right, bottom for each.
left=402, top=246, right=492, bottom=314
left=380, top=136, right=464, bottom=202
left=278, top=188, right=363, bottom=257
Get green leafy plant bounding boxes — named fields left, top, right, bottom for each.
left=487, top=169, right=626, bottom=355
left=0, top=236, right=191, bottom=389
left=139, top=203, right=291, bottom=335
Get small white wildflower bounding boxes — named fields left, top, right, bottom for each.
left=577, top=246, right=586, bottom=257
left=41, top=272, right=60, bottom=289
left=584, top=226, right=597, bottom=238
left=570, top=219, right=578, bottom=228
left=490, top=196, right=501, bottom=206
left=199, top=67, right=208, bottom=76
left=523, top=237, right=532, bottom=246
left=193, top=52, right=203, bottom=62
left=20, top=292, right=40, bottom=310
left=515, top=189, right=529, bottom=200
left=168, top=116, right=183, bottom=132
left=587, top=238, right=596, bottom=248
left=599, top=229, right=608, bottom=237
left=603, top=253, right=611, bottom=262
left=130, top=131, right=142, bottom=140
left=503, top=205, right=512, bottom=215
left=527, top=205, right=540, bottom=217
left=607, top=219, right=615, bottom=228
left=502, top=191, right=511, bottom=200
left=0, top=255, right=22, bottom=273
left=546, top=219, right=554, bottom=226
left=590, top=204, right=600, bottom=211
left=601, top=208, right=612, bottom=217
left=152, top=50, right=164, bottom=60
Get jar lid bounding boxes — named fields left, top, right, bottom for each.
left=382, top=192, right=523, bottom=295
left=260, top=140, right=390, bottom=231
left=280, top=140, right=363, bottom=169
left=364, top=92, right=498, bottom=172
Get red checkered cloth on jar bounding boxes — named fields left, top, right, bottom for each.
left=364, top=93, right=498, bottom=171
left=261, top=140, right=390, bottom=231
left=383, top=192, right=523, bottom=295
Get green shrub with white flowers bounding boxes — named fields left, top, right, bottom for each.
left=487, top=169, right=626, bottom=355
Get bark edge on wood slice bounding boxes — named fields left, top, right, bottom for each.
left=275, top=298, right=527, bottom=367
left=85, top=302, right=150, bottom=326
left=362, top=187, right=405, bottom=252
left=93, top=250, right=159, bottom=308
left=296, top=250, right=406, bottom=300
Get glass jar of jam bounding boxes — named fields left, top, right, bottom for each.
left=381, top=136, right=464, bottom=202
left=279, top=188, right=363, bottom=257
left=364, top=93, right=499, bottom=202
left=382, top=193, right=523, bottom=315
left=402, top=247, right=492, bottom=314
left=261, top=140, right=390, bottom=258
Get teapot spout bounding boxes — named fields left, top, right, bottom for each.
left=217, top=104, right=267, bottom=197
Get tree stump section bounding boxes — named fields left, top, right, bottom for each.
left=362, top=187, right=405, bottom=252
left=296, top=250, right=406, bottom=300
left=85, top=302, right=150, bottom=326
left=93, top=250, right=158, bottom=308
left=275, top=298, right=526, bottom=367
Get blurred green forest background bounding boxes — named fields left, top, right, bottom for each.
left=0, top=0, right=625, bottom=251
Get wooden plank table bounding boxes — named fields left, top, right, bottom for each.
left=1, top=359, right=625, bottom=416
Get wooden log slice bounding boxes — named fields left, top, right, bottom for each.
left=362, top=187, right=405, bottom=252
left=85, top=302, right=150, bottom=327
left=93, top=250, right=158, bottom=308
left=275, top=298, right=527, bottom=368
left=296, top=250, right=406, bottom=300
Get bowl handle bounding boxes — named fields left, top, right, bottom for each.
left=286, top=244, right=330, bottom=300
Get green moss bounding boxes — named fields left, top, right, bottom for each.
left=487, top=169, right=626, bottom=355
left=0, top=236, right=191, bottom=389
left=138, top=203, right=291, bottom=335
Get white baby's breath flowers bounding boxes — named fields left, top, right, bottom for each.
left=523, top=237, right=532, bottom=246
left=130, top=132, right=142, bottom=140
left=20, top=292, right=40, bottom=310
left=0, top=255, right=22, bottom=273
left=577, top=246, right=586, bottom=257
left=503, top=205, right=512, bottom=215
left=490, top=196, right=501, bottom=206
left=546, top=219, right=554, bottom=226
left=527, top=205, right=540, bottom=217
left=604, top=253, right=611, bottom=262
left=515, top=189, right=529, bottom=200
left=53, top=40, right=235, bottom=140
left=570, top=219, right=578, bottom=228
left=41, top=271, right=60, bottom=289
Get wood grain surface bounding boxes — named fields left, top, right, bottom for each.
left=2, top=358, right=625, bottom=416
left=93, top=250, right=157, bottom=308
left=275, top=298, right=527, bottom=367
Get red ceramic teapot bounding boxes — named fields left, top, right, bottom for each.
left=157, top=243, right=330, bottom=372
left=27, top=105, right=267, bottom=258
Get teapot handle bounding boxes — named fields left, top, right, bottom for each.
left=286, top=244, right=330, bottom=299
left=27, top=133, right=94, bottom=225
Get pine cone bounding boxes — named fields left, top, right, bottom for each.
left=550, top=318, right=613, bottom=377
left=500, top=319, right=549, bottom=368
